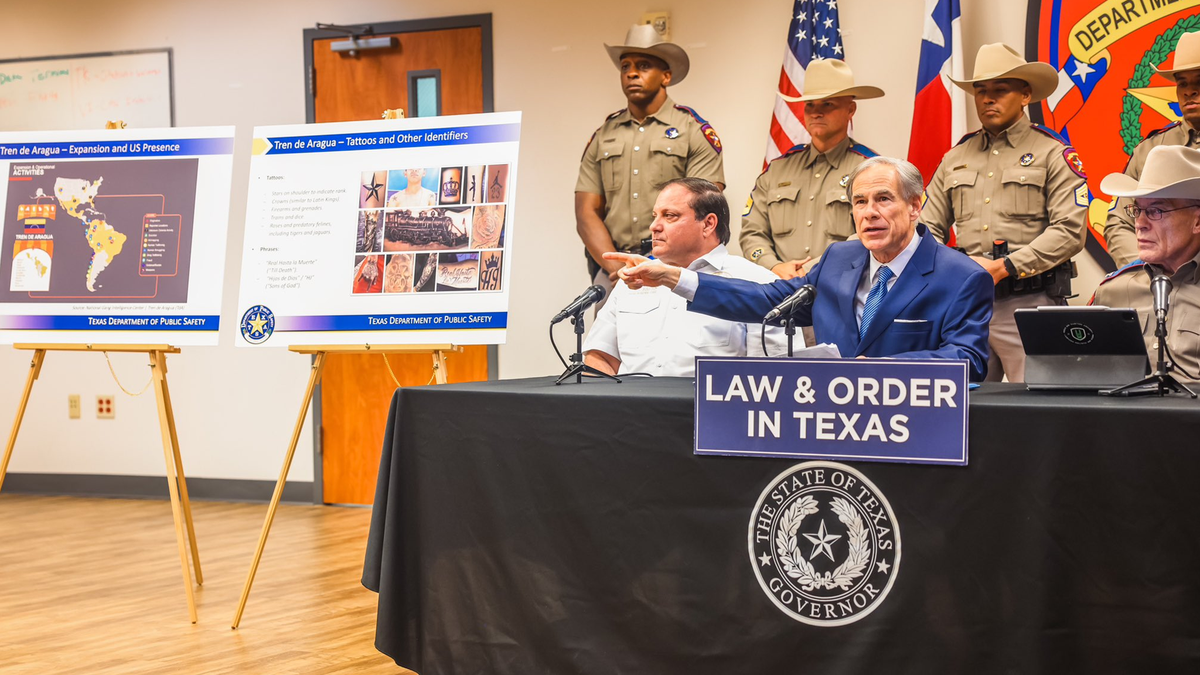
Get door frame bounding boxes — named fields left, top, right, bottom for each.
left=301, top=14, right=497, bottom=504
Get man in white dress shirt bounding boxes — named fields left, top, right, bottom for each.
left=583, top=177, right=789, bottom=377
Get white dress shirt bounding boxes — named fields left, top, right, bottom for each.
left=584, top=245, right=790, bottom=376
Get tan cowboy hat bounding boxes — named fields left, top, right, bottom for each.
left=1101, top=145, right=1200, bottom=199
left=605, top=24, right=690, bottom=85
left=1156, top=30, right=1200, bottom=77
left=779, top=59, right=884, bottom=102
left=950, top=43, right=1059, bottom=102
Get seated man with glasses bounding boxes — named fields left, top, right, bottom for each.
left=1091, top=145, right=1200, bottom=384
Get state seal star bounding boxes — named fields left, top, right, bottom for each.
left=803, top=519, right=841, bottom=562
left=876, top=559, right=891, bottom=575
left=758, top=552, right=772, bottom=567
left=248, top=313, right=268, bottom=335
left=1071, top=58, right=1095, bottom=84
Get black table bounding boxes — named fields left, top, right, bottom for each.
left=363, top=377, right=1200, bottom=674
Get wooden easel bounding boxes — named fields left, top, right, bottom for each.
left=0, top=344, right=203, bottom=622
left=231, top=343, right=457, bottom=628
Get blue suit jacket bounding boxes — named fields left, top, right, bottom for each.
left=691, top=225, right=994, bottom=381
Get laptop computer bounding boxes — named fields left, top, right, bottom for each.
left=1015, top=306, right=1150, bottom=390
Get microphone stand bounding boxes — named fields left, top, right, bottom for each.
left=784, top=317, right=796, bottom=357
left=555, top=308, right=622, bottom=385
left=1102, top=312, right=1197, bottom=398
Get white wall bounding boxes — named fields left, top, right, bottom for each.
left=0, top=0, right=1053, bottom=482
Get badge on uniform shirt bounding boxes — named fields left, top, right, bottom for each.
left=750, top=248, right=765, bottom=261
left=1019, top=153, right=1034, bottom=166
left=743, top=195, right=754, bottom=216
left=839, top=174, right=850, bottom=187
left=665, top=127, right=680, bottom=139
left=777, top=181, right=792, bottom=187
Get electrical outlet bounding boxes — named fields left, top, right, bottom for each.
left=641, top=11, right=670, bottom=41
left=97, top=395, right=115, bottom=419
left=68, top=394, right=81, bottom=419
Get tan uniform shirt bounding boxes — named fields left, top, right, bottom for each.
left=739, top=138, right=877, bottom=270
left=575, top=97, right=725, bottom=251
left=1091, top=251, right=1200, bottom=385
left=1105, top=122, right=1200, bottom=267
left=923, top=115, right=1088, bottom=278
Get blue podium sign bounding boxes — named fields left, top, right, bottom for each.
left=694, top=357, right=969, bottom=465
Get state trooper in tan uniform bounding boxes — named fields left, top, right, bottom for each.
left=740, top=59, right=883, bottom=280
left=576, top=24, right=724, bottom=294
left=923, top=43, right=1088, bottom=382
left=1092, top=145, right=1200, bottom=386
left=1106, top=31, right=1200, bottom=267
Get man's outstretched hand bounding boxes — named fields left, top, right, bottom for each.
left=603, top=252, right=683, bottom=290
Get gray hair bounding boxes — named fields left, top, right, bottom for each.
left=845, top=156, right=925, bottom=203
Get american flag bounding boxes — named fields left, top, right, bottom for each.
left=763, top=0, right=846, bottom=165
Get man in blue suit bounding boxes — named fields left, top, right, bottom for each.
left=607, top=156, right=994, bottom=381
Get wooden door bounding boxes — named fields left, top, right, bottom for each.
left=306, top=17, right=492, bottom=505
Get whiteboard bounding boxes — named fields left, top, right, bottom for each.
left=0, top=49, right=173, bottom=131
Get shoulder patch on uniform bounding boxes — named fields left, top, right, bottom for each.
left=750, top=247, right=765, bottom=261
left=848, top=142, right=878, bottom=158
left=954, top=130, right=981, bottom=146
left=743, top=194, right=754, bottom=217
left=675, top=104, right=722, bottom=153
left=1146, top=121, right=1181, bottom=140
left=1063, top=147, right=1088, bottom=179
left=673, top=104, right=709, bottom=125
left=702, top=124, right=723, bottom=153
left=1030, top=123, right=1069, bottom=146
left=606, top=108, right=626, bottom=121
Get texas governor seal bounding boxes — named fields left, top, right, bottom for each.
left=748, top=461, right=900, bottom=626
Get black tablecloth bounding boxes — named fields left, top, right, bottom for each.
left=363, top=377, right=1200, bottom=674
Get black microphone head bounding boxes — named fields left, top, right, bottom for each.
left=587, top=284, right=606, bottom=301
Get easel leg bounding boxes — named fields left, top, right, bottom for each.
left=432, top=349, right=448, bottom=385
left=0, top=349, right=46, bottom=493
left=158, top=354, right=203, bottom=585
left=150, top=350, right=198, bottom=623
left=232, top=351, right=327, bottom=629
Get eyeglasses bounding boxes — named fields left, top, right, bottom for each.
left=1124, top=203, right=1199, bottom=221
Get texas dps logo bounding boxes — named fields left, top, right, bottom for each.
left=749, top=461, right=900, bottom=626
left=240, top=304, right=275, bottom=344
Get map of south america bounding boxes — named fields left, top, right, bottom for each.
left=54, top=177, right=127, bottom=291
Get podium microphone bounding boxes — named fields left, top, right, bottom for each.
left=552, top=285, right=606, bottom=324
left=1152, top=274, right=1172, bottom=324
left=763, top=284, right=816, bottom=323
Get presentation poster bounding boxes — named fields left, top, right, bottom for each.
left=0, top=126, right=234, bottom=345
left=235, top=112, right=520, bottom=347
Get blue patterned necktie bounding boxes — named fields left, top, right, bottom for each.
left=859, top=265, right=894, bottom=340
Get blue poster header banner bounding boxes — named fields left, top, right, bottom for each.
left=694, top=357, right=969, bottom=465
left=260, top=123, right=521, bottom=155
left=276, top=311, right=507, bottom=332
left=0, top=314, right=219, bottom=330
left=0, top=137, right=234, bottom=160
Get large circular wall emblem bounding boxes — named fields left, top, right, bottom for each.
left=748, top=461, right=900, bottom=626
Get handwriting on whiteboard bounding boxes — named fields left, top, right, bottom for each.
left=0, top=51, right=171, bottom=131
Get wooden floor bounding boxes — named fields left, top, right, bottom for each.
left=0, top=494, right=415, bottom=674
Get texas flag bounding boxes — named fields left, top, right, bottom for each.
left=907, top=0, right=965, bottom=186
